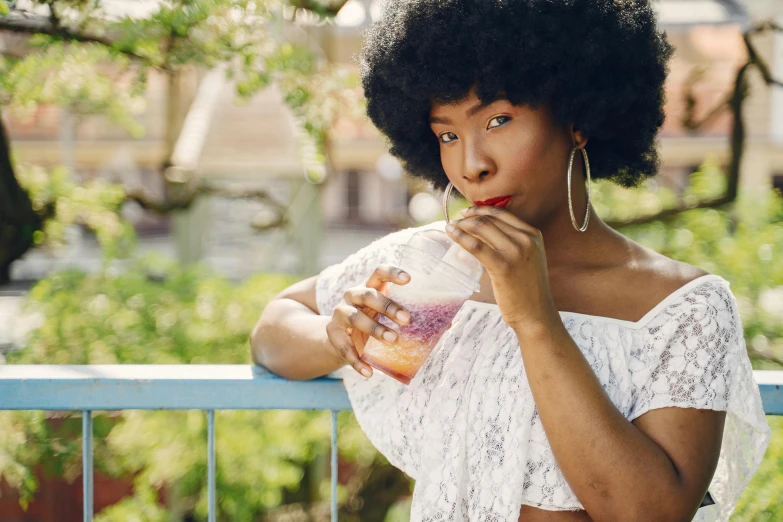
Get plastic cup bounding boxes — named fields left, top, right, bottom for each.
left=359, top=230, right=482, bottom=384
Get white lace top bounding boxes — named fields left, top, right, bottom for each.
left=315, top=220, right=771, bottom=522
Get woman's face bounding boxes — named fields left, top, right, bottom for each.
left=429, top=88, right=586, bottom=228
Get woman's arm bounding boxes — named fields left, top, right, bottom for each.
left=515, top=321, right=725, bottom=522
left=445, top=207, right=726, bottom=522
left=251, top=276, right=346, bottom=381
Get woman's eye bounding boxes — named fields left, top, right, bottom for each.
left=439, top=132, right=457, bottom=144
left=487, top=115, right=511, bottom=129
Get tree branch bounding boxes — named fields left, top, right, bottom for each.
left=124, top=182, right=289, bottom=229
left=612, top=21, right=782, bottom=228
left=0, top=108, right=43, bottom=284
left=681, top=68, right=734, bottom=131
left=748, top=347, right=783, bottom=369
left=745, top=21, right=783, bottom=89
left=0, top=9, right=156, bottom=65
left=605, top=193, right=735, bottom=228
left=124, top=186, right=190, bottom=213
left=46, top=0, right=59, bottom=28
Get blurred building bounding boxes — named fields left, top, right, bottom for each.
left=2, top=0, right=783, bottom=281
left=654, top=0, right=783, bottom=192
left=320, top=0, right=783, bottom=213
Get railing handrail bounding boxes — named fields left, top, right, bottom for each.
left=0, top=365, right=781, bottom=414
left=0, top=364, right=352, bottom=411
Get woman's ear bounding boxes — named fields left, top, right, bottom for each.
left=569, top=124, right=589, bottom=149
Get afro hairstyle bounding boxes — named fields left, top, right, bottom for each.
left=359, top=0, right=675, bottom=190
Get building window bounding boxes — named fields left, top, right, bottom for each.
left=346, top=169, right=361, bottom=222
left=773, top=174, right=783, bottom=195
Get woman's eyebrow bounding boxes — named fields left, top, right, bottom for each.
left=429, top=99, right=500, bottom=125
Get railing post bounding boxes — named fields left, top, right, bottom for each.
left=208, top=410, right=216, bottom=522
left=331, top=410, right=338, bottom=522
left=82, top=410, right=93, bottom=522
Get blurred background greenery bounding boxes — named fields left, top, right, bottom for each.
left=1, top=0, right=783, bottom=521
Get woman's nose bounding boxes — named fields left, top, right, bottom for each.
left=462, top=143, right=495, bottom=182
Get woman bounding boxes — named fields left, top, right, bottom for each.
left=251, top=1, right=771, bottom=520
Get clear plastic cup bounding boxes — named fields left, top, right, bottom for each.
left=359, top=229, right=482, bottom=384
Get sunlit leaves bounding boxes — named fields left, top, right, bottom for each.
left=1, top=42, right=146, bottom=136
left=1, top=260, right=382, bottom=520
left=2, top=0, right=365, bottom=190
left=732, top=416, right=783, bottom=522
left=15, top=164, right=137, bottom=260
left=0, top=1, right=381, bottom=518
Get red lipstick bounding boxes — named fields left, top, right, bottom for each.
left=474, top=195, right=513, bottom=207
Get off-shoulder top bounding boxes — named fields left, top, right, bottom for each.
left=315, top=220, right=771, bottom=522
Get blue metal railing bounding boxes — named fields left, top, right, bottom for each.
left=0, top=365, right=781, bottom=521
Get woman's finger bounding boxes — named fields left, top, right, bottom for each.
left=462, top=209, right=538, bottom=242
left=447, top=214, right=517, bottom=254
left=461, top=205, right=542, bottom=238
left=345, top=286, right=411, bottom=325
left=365, top=264, right=411, bottom=291
left=326, top=322, right=372, bottom=377
left=445, top=220, right=505, bottom=266
left=336, top=303, right=400, bottom=346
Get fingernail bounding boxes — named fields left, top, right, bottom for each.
left=396, top=310, right=411, bottom=323
left=361, top=368, right=372, bottom=378
left=383, top=331, right=397, bottom=343
left=446, top=224, right=456, bottom=233
left=460, top=208, right=470, bottom=216
left=399, top=272, right=410, bottom=282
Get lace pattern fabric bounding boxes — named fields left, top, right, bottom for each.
left=315, top=221, right=771, bottom=522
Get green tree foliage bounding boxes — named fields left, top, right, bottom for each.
left=0, top=0, right=363, bottom=282
left=2, top=254, right=390, bottom=520
left=2, top=157, right=782, bottom=520
left=593, top=157, right=783, bottom=369
left=15, top=164, right=137, bottom=260
left=0, top=0, right=361, bottom=158
left=732, top=416, right=783, bottom=521
left=0, top=41, right=146, bottom=136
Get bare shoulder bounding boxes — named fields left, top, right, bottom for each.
left=554, top=238, right=712, bottom=323
left=609, top=241, right=712, bottom=322
left=635, top=241, right=711, bottom=290
left=635, top=244, right=711, bottom=293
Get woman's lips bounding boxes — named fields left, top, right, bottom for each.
left=474, top=195, right=513, bottom=207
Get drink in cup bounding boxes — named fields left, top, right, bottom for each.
left=359, top=229, right=482, bottom=384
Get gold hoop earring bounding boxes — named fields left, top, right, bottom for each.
left=567, top=147, right=591, bottom=232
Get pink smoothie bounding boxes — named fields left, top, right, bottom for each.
left=360, top=290, right=467, bottom=384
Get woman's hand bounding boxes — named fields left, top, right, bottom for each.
left=446, top=205, right=559, bottom=331
left=325, top=264, right=412, bottom=377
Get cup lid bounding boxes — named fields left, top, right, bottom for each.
left=401, top=229, right=483, bottom=291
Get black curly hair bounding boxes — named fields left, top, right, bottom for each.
left=359, top=0, right=675, bottom=190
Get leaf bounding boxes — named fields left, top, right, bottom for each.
left=0, top=1, right=9, bottom=16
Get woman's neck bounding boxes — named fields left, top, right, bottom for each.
left=537, top=207, right=632, bottom=275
